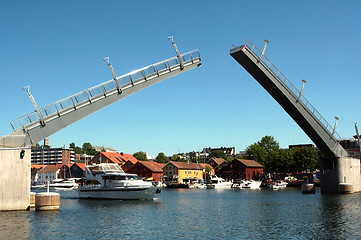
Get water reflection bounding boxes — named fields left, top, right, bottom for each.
left=319, top=193, right=361, bottom=239
left=0, top=211, right=30, bottom=240
left=2, top=189, right=361, bottom=239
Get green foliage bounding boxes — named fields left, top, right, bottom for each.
left=171, top=154, right=180, bottom=161
left=133, top=151, right=147, bottom=161
left=205, top=165, right=212, bottom=174
left=82, top=142, right=98, bottom=156
left=245, top=136, right=319, bottom=173
left=246, top=136, right=279, bottom=167
left=288, top=146, right=319, bottom=172
left=156, top=152, right=169, bottom=163
left=208, top=150, right=228, bottom=161
left=69, top=142, right=82, bottom=154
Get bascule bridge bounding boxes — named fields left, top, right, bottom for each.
left=0, top=39, right=201, bottom=210
left=230, top=39, right=360, bottom=193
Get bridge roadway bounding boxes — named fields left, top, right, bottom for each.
left=230, top=40, right=348, bottom=166
left=0, top=50, right=201, bottom=148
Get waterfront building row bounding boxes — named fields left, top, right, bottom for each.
left=31, top=148, right=264, bottom=186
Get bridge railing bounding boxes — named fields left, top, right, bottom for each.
left=10, top=50, right=201, bottom=131
left=231, top=40, right=342, bottom=141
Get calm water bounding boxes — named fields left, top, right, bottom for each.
left=1, top=188, right=361, bottom=239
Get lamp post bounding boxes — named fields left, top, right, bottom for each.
left=22, top=86, right=45, bottom=127
left=168, top=36, right=184, bottom=70
left=298, top=79, right=307, bottom=102
left=332, top=116, right=339, bottom=137
left=259, top=39, right=269, bottom=62
left=103, top=57, right=122, bottom=94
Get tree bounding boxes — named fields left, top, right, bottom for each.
left=82, top=142, right=98, bottom=156
left=245, top=136, right=280, bottom=172
left=133, top=151, right=147, bottom=161
left=69, top=142, right=82, bottom=154
left=171, top=154, right=180, bottom=161
left=208, top=150, right=228, bottom=161
left=156, top=152, right=169, bottom=163
left=289, top=146, right=318, bottom=172
left=204, top=165, right=213, bottom=179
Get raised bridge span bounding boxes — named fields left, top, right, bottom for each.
left=230, top=39, right=348, bottom=163
left=230, top=39, right=361, bottom=193
left=1, top=48, right=201, bottom=148
left=0, top=40, right=202, bottom=210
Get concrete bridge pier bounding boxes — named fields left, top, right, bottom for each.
left=0, top=148, right=31, bottom=210
left=321, top=157, right=361, bottom=193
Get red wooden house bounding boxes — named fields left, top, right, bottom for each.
left=218, top=159, right=264, bottom=180
left=127, top=161, right=164, bottom=181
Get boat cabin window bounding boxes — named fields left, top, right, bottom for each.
left=105, top=175, right=141, bottom=180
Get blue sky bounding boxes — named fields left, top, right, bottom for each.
left=1, top=1, right=360, bottom=156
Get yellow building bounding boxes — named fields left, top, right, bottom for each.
left=163, top=161, right=211, bottom=184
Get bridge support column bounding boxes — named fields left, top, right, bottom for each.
left=321, top=157, right=361, bottom=193
left=0, top=148, right=30, bottom=210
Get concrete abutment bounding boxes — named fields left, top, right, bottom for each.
left=0, top=148, right=30, bottom=210
left=321, top=157, right=361, bottom=193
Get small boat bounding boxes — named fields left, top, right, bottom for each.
left=268, top=183, right=279, bottom=190
left=78, top=163, right=160, bottom=200
left=49, top=178, right=79, bottom=190
left=240, top=180, right=262, bottom=189
left=31, top=178, right=79, bottom=190
left=206, top=176, right=233, bottom=189
left=276, top=181, right=288, bottom=188
left=267, top=181, right=288, bottom=190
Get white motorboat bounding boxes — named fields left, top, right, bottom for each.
left=206, top=176, right=233, bottom=189
left=240, top=180, right=262, bottom=189
left=267, top=181, right=288, bottom=190
left=78, top=163, right=160, bottom=200
left=276, top=181, right=288, bottom=188
left=32, top=178, right=79, bottom=190
left=49, top=178, right=79, bottom=190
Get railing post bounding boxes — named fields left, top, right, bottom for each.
left=355, top=122, right=361, bottom=159
left=297, top=79, right=306, bottom=102
left=168, top=36, right=184, bottom=70
left=22, top=86, right=46, bottom=127
left=332, top=117, right=339, bottom=137
left=259, top=39, right=269, bottom=62
left=103, top=57, right=122, bottom=94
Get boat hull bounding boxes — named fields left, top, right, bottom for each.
left=78, top=186, right=158, bottom=200
left=206, top=183, right=233, bottom=189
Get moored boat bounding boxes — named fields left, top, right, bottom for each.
left=267, top=180, right=288, bottom=190
left=206, top=176, right=233, bottom=189
left=240, top=180, right=262, bottom=189
left=32, top=178, right=79, bottom=190
left=78, top=163, right=160, bottom=200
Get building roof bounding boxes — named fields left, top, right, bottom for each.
left=137, top=161, right=164, bottom=172
left=100, top=152, right=123, bottom=164
left=165, top=161, right=205, bottom=170
left=120, top=153, right=138, bottom=164
left=208, top=157, right=226, bottom=166
left=235, top=159, right=264, bottom=168
left=31, top=164, right=45, bottom=169
left=37, top=164, right=64, bottom=174
left=199, top=163, right=213, bottom=169
left=72, top=162, right=86, bottom=171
